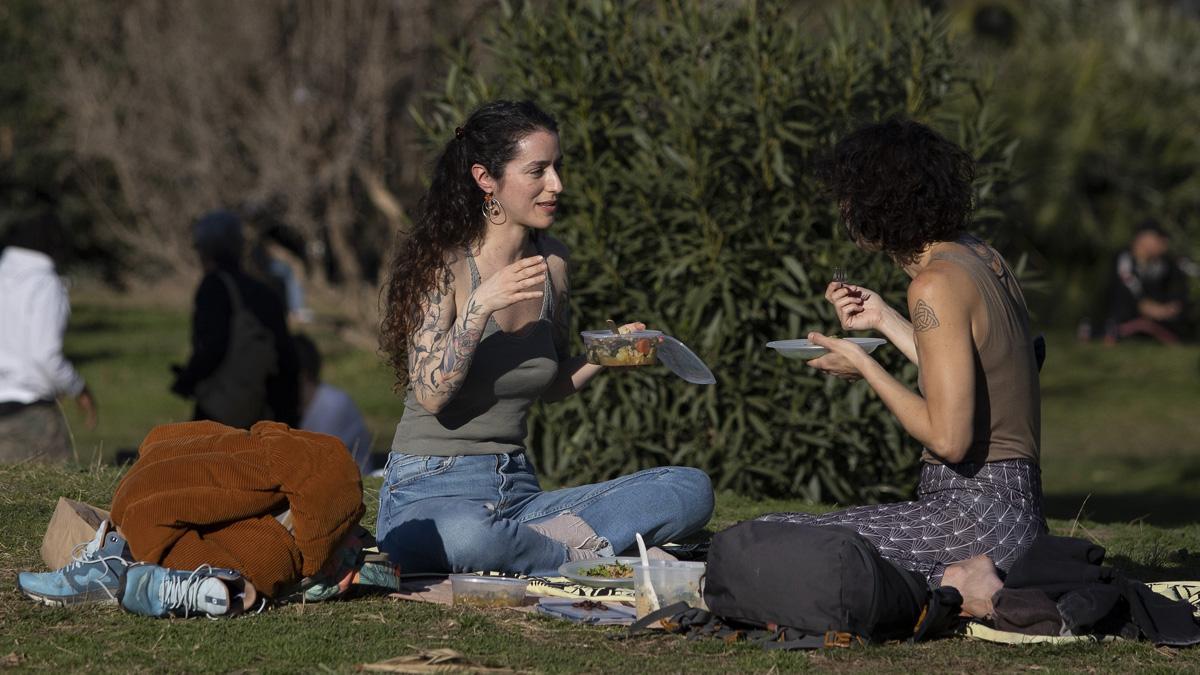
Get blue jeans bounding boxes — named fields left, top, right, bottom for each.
left=375, top=451, right=714, bottom=576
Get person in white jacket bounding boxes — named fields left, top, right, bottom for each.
left=0, top=217, right=97, bottom=463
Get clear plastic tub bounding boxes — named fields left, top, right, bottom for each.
left=581, top=329, right=663, bottom=366
left=449, top=575, right=528, bottom=608
left=633, top=560, right=706, bottom=618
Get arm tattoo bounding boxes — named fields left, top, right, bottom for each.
left=912, top=299, right=940, bottom=332
left=441, top=296, right=485, bottom=374
left=407, top=266, right=489, bottom=407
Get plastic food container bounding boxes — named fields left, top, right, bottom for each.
left=449, top=575, right=528, bottom=608
left=633, top=560, right=707, bottom=618
left=581, top=329, right=663, bottom=366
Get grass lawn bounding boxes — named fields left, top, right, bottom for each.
left=2, top=289, right=1199, bottom=672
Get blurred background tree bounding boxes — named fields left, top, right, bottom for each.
left=0, top=0, right=121, bottom=280
left=948, top=0, right=1200, bottom=324
left=44, top=0, right=485, bottom=327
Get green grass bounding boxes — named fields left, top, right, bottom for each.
left=2, top=465, right=1198, bottom=673
left=1038, top=334, right=1200, bottom=527
left=3, top=290, right=1199, bottom=672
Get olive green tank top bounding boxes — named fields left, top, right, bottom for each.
left=390, top=245, right=559, bottom=456
left=921, top=242, right=1041, bottom=466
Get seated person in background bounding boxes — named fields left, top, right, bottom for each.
left=170, top=210, right=300, bottom=428
left=294, top=334, right=374, bottom=474
left=1098, top=219, right=1190, bottom=344
left=0, top=216, right=98, bottom=463
left=758, top=119, right=1045, bottom=609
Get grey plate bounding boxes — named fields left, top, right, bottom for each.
left=766, top=337, right=888, bottom=360
left=557, top=556, right=641, bottom=588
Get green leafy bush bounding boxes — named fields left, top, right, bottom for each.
left=415, top=0, right=1015, bottom=501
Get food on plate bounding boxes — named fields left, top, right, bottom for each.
left=572, top=600, right=610, bottom=610
left=580, top=561, right=634, bottom=579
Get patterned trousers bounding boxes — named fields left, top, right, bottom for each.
left=758, top=459, right=1045, bottom=585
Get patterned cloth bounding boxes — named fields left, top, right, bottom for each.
left=758, top=459, right=1046, bottom=585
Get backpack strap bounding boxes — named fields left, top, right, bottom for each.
left=212, top=271, right=245, bottom=314
left=624, top=602, right=699, bottom=636
left=910, top=587, right=965, bottom=643
left=621, top=602, right=862, bottom=650
left=759, top=629, right=856, bottom=650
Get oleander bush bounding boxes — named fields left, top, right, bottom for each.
left=414, top=0, right=1016, bottom=501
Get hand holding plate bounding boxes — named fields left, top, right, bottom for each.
left=806, top=331, right=869, bottom=381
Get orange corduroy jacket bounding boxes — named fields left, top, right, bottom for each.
left=110, top=420, right=364, bottom=597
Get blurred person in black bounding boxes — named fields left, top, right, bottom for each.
left=1095, top=219, right=1190, bottom=345
left=170, top=210, right=300, bottom=427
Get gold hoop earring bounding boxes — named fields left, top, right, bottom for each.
left=483, top=193, right=506, bottom=225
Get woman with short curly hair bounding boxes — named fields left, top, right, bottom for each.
left=760, top=119, right=1044, bottom=617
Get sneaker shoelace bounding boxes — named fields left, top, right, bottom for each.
left=62, top=521, right=129, bottom=602
left=65, top=521, right=111, bottom=569
left=160, top=565, right=223, bottom=619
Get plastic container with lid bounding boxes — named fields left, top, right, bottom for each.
left=449, top=575, right=528, bottom=608
left=581, top=329, right=663, bottom=367
left=633, top=560, right=707, bottom=618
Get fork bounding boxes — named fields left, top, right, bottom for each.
left=832, top=266, right=846, bottom=287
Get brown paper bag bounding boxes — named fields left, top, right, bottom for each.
left=39, top=497, right=111, bottom=570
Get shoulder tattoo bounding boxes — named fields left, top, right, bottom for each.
left=912, top=299, right=940, bottom=332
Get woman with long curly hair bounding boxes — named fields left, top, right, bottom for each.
left=376, top=100, right=713, bottom=575
left=760, top=119, right=1044, bottom=618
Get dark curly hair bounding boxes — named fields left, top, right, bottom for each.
left=380, top=100, right=558, bottom=389
left=819, top=118, right=976, bottom=266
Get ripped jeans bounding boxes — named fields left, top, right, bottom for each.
left=375, top=451, right=714, bottom=576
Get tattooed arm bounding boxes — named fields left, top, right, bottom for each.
left=539, top=242, right=604, bottom=402
left=409, top=254, right=549, bottom=414
left=845, top=265, right=977, bottom=462
left=407, top=265, right=488, bottom=414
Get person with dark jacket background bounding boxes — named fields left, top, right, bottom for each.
left=1095, top=219, right=1191, bottom=344
left=171, top=210, right=300, bottom=427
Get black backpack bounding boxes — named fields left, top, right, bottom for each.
left=193, top=272, right=278, bottom=428
left=629, top=521, right=962, bottom=649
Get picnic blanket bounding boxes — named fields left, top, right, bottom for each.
left=391, top=573, right=633, bottom=606
left=961, top=581, right=1200, bottom=644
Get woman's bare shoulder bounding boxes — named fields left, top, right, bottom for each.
left=908, top=260, right=976, bottom=307
left=539, top=233, right=570, bottom=262
left=423, top=252, right=468, bottom=302
left=539, top=234, right=570, bottom=282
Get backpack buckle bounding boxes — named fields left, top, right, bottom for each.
left=823, top=631, right=855, bottom=649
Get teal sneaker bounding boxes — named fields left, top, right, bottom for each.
left=119, top=564, right=248, bottom=618
left=18, top=520, right=132, bottom=606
